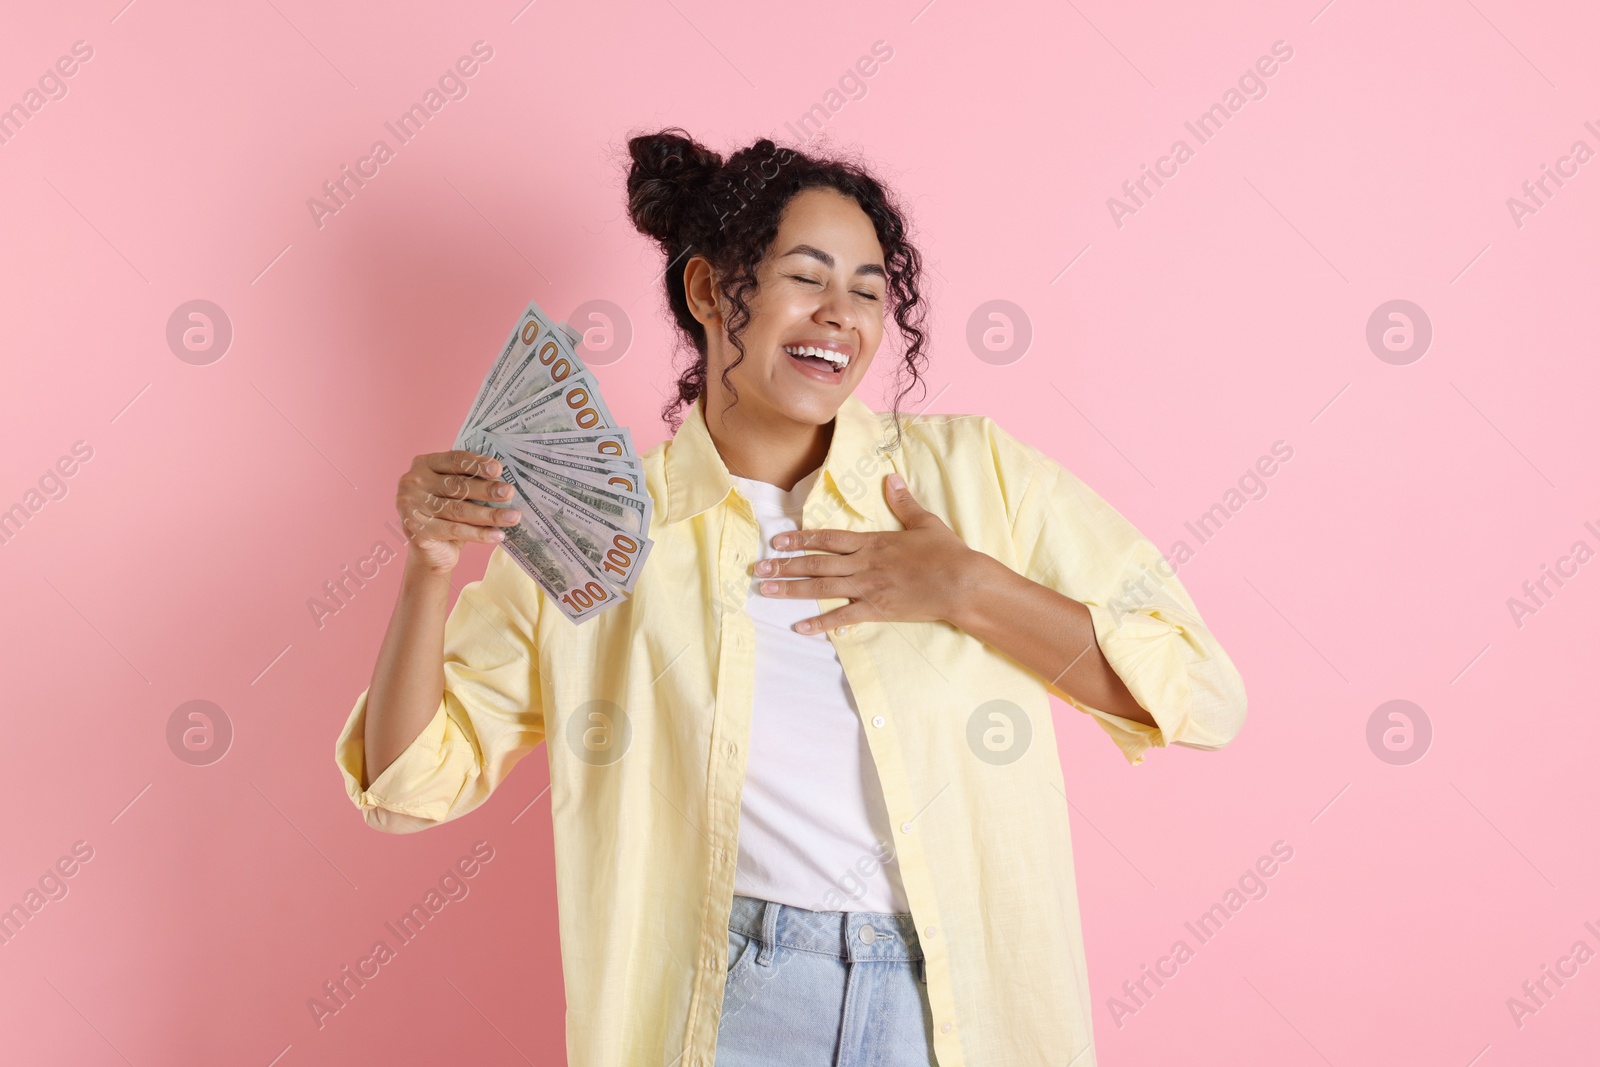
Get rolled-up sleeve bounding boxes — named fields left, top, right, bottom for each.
left=990, top=419, right=1248, bottom=765
left=333, top=547, right=547, bottom=833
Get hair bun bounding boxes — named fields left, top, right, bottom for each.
left=626, top=128, right=722, bottom=246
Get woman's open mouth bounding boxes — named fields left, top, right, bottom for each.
left=783, top=343, right=851, bottom=380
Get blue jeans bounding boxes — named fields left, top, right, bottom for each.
left=715, top=893, right=938, bottom=1066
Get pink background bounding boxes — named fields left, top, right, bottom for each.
left=2, top=0, right=1596, bottom=1063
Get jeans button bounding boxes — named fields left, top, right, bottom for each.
left=859, top=925, right=877, bottom=944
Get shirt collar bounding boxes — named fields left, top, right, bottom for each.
left=660, top=391, right=897, bottom=528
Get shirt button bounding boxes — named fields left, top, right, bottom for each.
left=925, top=925, right=936, bottom=938
left=900, top=821, right=912, bottom=834
left=872, top=715, right=885, bottom=728
left=941, top=1022, right=952, bottom=1033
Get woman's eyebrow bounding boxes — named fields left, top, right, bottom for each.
left=780, top=243, right=886, bottom=279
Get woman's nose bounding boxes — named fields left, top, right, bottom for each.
left=816, top=290, right=854, bottom=330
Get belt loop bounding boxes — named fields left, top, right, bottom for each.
left=757, top=899, right=779, bottom=966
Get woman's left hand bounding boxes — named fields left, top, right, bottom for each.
left=754, top=473, right=985, bottom=634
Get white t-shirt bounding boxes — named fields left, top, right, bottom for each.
left=728, top=470, right=910, bottom=915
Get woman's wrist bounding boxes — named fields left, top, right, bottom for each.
left=402, top=547, right=457, bottom=587
left=943, top=548, right=1014, bottom=634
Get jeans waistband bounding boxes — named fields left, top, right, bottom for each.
left=729, top=893, right=924, bottom=963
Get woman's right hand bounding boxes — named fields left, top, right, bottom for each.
left=396, top=451, right=522, bottom=575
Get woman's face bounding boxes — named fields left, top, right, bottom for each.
left=690, top=187, right=888, bottom=430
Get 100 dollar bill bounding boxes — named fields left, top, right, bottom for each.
left=473, top=439, right=624, bottom=622
left=485, top=374, right=619, bottom=437
left=459, top=303, right=585, bottom=436
left=515, top=475, right=653, bottom=594
left=489, top=435, right=642, bottom=496
left=521, top=427, right=635, bottom=463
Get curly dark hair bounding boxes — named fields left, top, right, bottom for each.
left=624, top=127, right=929, bottom=446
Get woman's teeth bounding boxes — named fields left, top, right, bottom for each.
left=783, top=344, right=849, bottom=371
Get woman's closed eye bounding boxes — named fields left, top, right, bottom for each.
left=787, top=274, right=880, bottom=300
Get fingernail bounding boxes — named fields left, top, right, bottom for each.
left=506, top=511, right=521, bottom=523
left=493, top=530, right=506, bottom=540
left=755, top=560, right=773, bottom=575
left=888, top=473, right=904, bottom=490
left=760, top=581, right=778, bottom=594
left=795, top=620, right=813, bottom=633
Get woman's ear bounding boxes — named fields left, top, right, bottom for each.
left=683, top=255, right=722, bottom=328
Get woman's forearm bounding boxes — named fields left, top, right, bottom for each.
left=362, top=553, right=455, bottom=787
left=949, top=552, right=1159, bottom=729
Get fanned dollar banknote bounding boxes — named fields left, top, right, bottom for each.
left=455, top=300, right=652, bottom=623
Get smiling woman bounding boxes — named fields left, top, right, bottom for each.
left=338, top=126, right=1246, bottom=1067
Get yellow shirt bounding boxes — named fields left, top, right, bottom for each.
left=333, top=391, right=1247, bottom=1066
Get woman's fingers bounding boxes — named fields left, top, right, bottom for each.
left=759, top=576, right=872, bottom=601
left=427, top=498, right=522, bottom=527
left=429, top=450, right=503, bottom=478
left=773, top=528, right=865, bottom=554
left=427, top=452, right=512, bottom=501
left=405, top=452, right=511, bottom=501
left=792, top=602, right=871, bottom=635
left=755, top=551, right=857, bottom=578
left=399, top=451, right=521, bottom=550
left=433, top=473, right=513, bottom=502
left=414, top=517, right=509, bottom=545
left=394, top=451, right=520, bottom=573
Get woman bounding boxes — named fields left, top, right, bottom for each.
left=335, top=129, right=1248, bottom=1067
